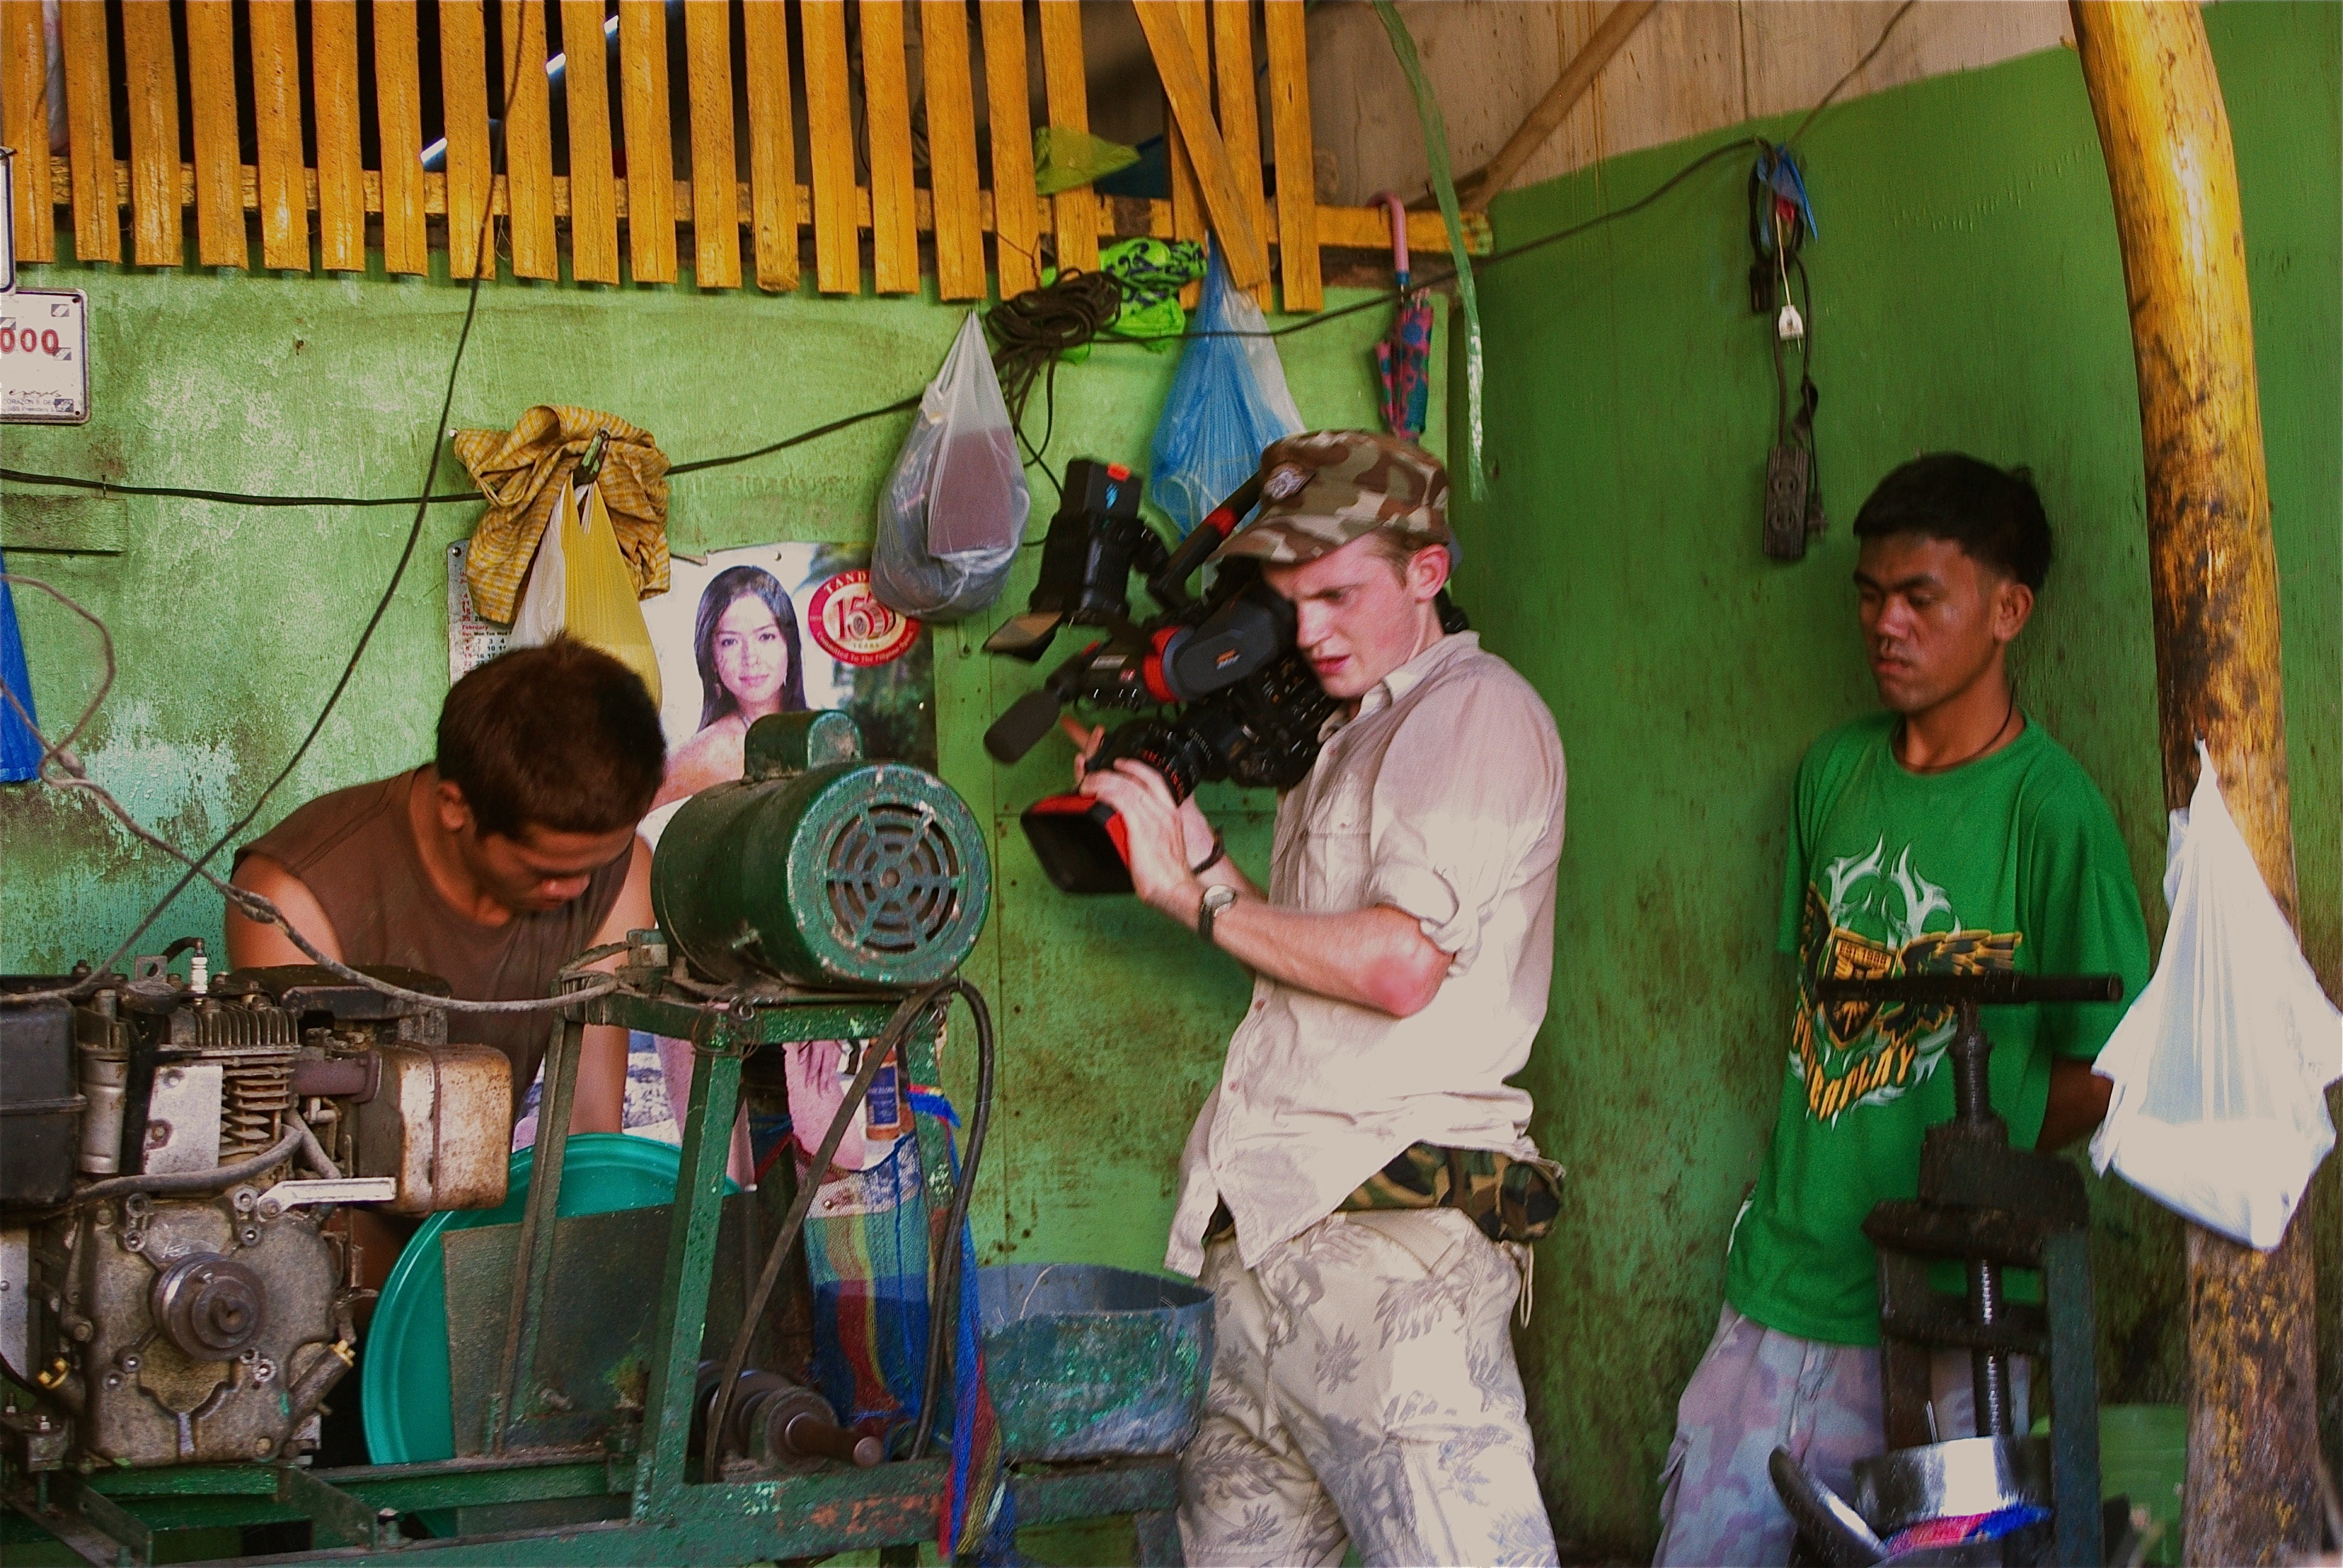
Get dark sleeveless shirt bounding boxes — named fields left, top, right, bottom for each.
left=235, top=770, right=631, bottom=1092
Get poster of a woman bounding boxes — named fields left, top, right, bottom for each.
left=652, top=564, right=810, bottom=808
left=616, top=543, right=935, bottom=1189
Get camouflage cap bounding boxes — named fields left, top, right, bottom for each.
left=1210, top=430, right=1452, bottom=565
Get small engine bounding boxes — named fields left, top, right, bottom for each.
left=1, top=956, right=508, bottom=1469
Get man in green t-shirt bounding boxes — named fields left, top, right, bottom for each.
left=1653, top=454, right=2151, bottom=1567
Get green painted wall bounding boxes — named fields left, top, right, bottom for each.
left=1455, top=4, right=2340, bottom=1557
left=0, top=256, right=1433, bottom=1289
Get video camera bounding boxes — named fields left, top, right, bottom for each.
left=981, top=459, right=1340, bottom=895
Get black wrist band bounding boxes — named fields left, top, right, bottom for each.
left=1190, top=832, right=1227, bottom=877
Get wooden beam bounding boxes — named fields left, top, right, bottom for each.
left=441, top=0, right=494, bottom=279
left=617, top=0, right=677, bottom=282
left=120, top=0, right=184, bottom=266
left=977, top=0, right=1040, bottom=297
left=1212, top=0, right=1269, bottom=304
left=0, top=1, right=54, bottom=261
left=57, top=0, right=117, bottom=262
left=1134, top=0, right=1268, bottom=290
left=310, top=1, right=366, bottom=270
left=502, top=0, right=560, bottom=279
left=799, top=0, right=860, bottom=293
left=1037, top=0, right=1096, bottom=273
left=1457, top=0, right=1654, bottom=209
left=186, top=0, right=246, bottom=267
left=2070, top=5, right=2318, bottom=1560
left=1163, top=0, right=1207, bottom=304
left=683, top=0, right=739, bottom=287
left=861, top=0, right=920, bottom=293
left=740, top=0, right=799, bottom=292
left=562, top=0, right=621, bottom=283
left=249, top=0, right=308, bottom=269
left=921, top=0, right=986, bottom=300
left=1262, top=0, right=1320, bottom=309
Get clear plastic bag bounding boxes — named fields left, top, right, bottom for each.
left=1148, top=245, right=1305, bottom=537
left=2090, top=740, right=2343, bottom=1249
left=870, top=312, right=1029, bottom=622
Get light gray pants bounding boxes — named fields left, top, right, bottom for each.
left=1178, top=1209, right=1559, bottom=1568
left=1653, top=1306, right=2031, bottom=1567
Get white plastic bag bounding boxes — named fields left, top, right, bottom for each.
left=870, top=312, right=1028, bottom=621
left=2090, top=741, right=2343, bottom=1249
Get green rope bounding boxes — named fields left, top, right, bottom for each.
left=1371, top=0, right=1486, bottom=500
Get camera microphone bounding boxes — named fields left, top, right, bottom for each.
left=985, top=687, right=1067, bottom=765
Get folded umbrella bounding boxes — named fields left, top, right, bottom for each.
left=1371, top=194, right=1435, bottom=442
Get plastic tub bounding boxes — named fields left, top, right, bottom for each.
left=362, top=1134, right=736, bottom=1465
left=976, top=1263, right=1213, bottom=1462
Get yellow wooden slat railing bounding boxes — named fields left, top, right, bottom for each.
left=1038, top=1, right=1098, bottom=275
left=185, top=0, right=246, bottom=267
left=1263, top=0, right=1322, bottom=311
left=1, top=0, right=54, bottom=263
left=740, top=0, right=799, bottom=293
left=120, top=0, right=183, bottom=267
left=1162, top=0, right=1208, bottom=303
left=1212, top=0, right=1270, bottom=305
left=57, top=0, right=115, bottom=263
left=312, top=1, right=368, bottom=272
left=562, top=0, right=622, bottom=283
left=922, top=0, right=986, bottom=301
left=799, top=0, right=860, bottom=294
left=861, top=0, right=920, bottom=295
left=503, top=0, right=561, bottom=280
left=12, top=1, right=1470, bottom=303
left=683, top=0, right=741, bottom=289
left=977, top=0, right=1042, bottom=298
left=250, top=0, right=309, bottom=270
left=620, top=0, right=678, bottom=283
left=440, top=0, right=494, bottom=279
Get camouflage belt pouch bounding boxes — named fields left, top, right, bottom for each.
left=1339, top=1143, right=1563, bottom=1244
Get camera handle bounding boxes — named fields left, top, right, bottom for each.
left=1147, top=470, right=1265, bottom=611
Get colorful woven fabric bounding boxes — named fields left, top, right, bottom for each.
left=452, top=405, right=670, bottom=623
left=776, top=1062, right=1009, bottom=1561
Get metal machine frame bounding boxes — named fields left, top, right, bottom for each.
left=4, top=967, right=1179, bottom=1564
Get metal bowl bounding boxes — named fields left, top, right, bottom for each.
left=977, top=1263, right=1213, bottom=1463
left=1852, top=1435, right=2054, bottom=1534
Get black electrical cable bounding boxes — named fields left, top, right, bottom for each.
left=985, top=269, right=1129, bottom=491
left=906, top=978, right=994, bottom=1465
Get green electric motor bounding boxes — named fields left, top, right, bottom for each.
left=652, top=712, right=991, bottom=989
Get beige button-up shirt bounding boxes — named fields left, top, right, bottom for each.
left=1166, top=632, right=1568, bottom=1276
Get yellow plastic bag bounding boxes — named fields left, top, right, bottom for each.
left=508, top=481, right=663, bottom=707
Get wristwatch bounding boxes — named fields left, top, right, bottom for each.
left=1197, top=883, right=1239, bottom=944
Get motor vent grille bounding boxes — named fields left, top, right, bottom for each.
left=824, top=802, right=971, bottom=958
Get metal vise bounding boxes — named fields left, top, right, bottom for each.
left=1818, top=970, right=2123, bottom=1567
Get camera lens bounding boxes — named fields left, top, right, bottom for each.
left=1093, top=720, right=1210, bottom=803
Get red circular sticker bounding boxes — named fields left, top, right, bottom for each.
left=807, top=569, right=921, bottom=667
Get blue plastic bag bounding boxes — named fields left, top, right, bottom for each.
left=0, top=550, right=41, bottom=782
left=1148, top=246, right=1304, bottom=537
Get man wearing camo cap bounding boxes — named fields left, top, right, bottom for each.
left=1078, top=430, right=1568, bottom=1566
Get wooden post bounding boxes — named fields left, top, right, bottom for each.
left=2069, top=5, right=2319, bottom=1562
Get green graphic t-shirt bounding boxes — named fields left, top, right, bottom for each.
left=1724, top=713, right=2151, bottom=1346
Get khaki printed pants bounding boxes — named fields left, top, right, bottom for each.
left=1653, top=1307, right=2033, bottom=1567
left=1178, top=1209, right=1559, bottom=1568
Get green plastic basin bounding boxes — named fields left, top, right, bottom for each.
left=362, top=1133, right=736, bottom=1465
